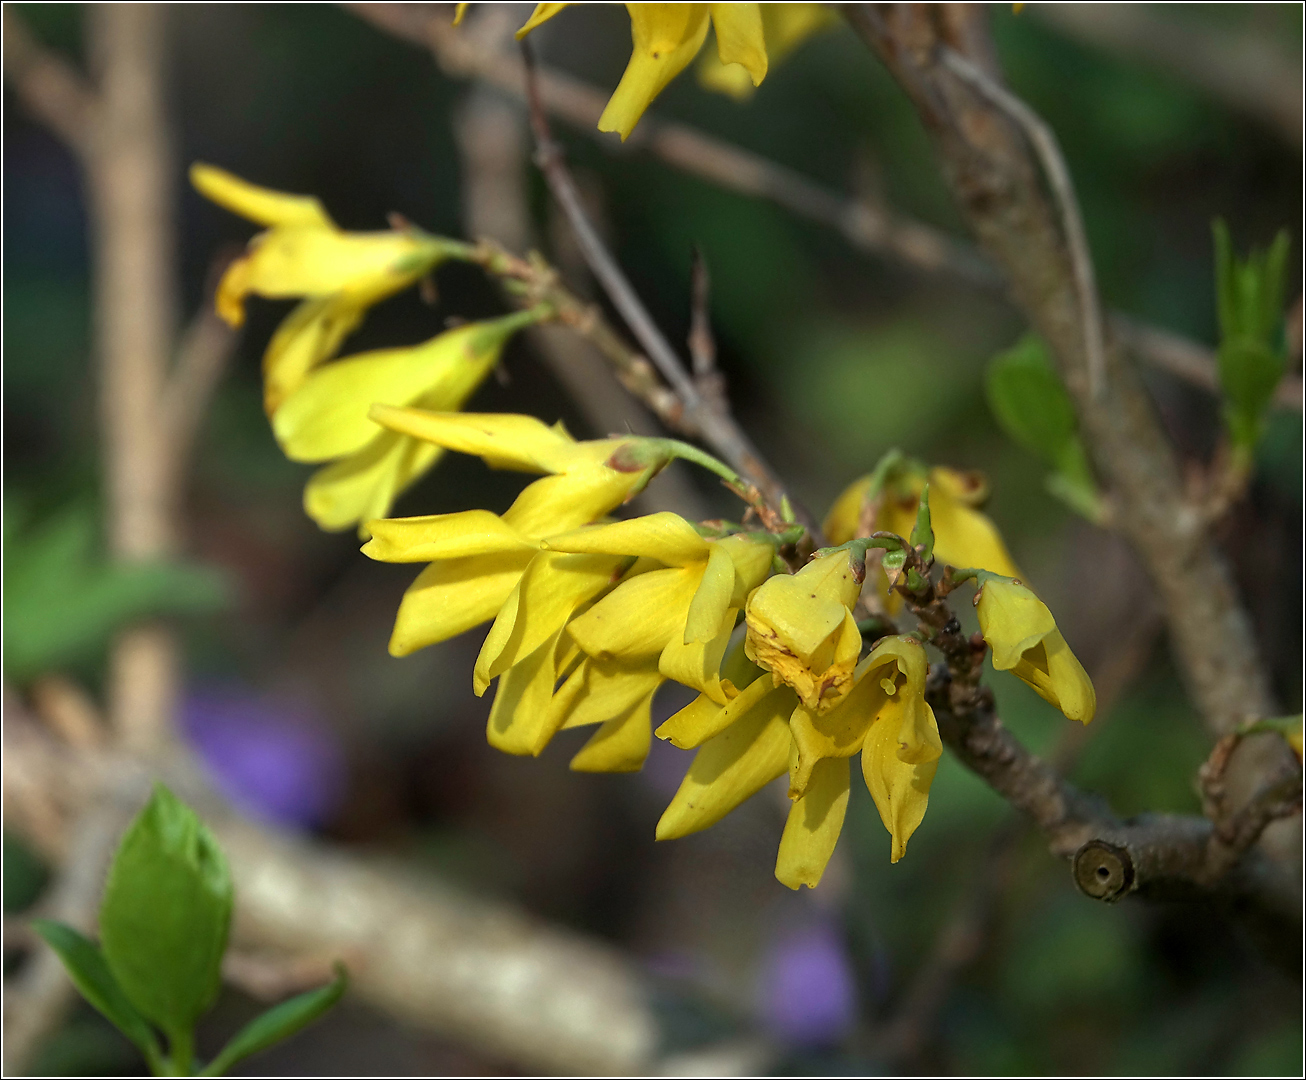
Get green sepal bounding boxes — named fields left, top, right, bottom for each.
left=909, top=483, right=934, bottom=563
left=31, top=920, right=165, bottom=1074
left=99, top=785, right=233, bottom=1048
left=199, top=966, right=348, bottom=1077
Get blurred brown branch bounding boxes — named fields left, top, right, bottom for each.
left=1030, top=2, right=1302, bottom=147
left=343, top=1, right=1301, bottom=414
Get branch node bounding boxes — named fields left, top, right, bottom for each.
left=1073, top=839, right=1135, bottom=901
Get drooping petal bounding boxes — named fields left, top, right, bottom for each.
left=474, top=552, right=621, bottom=693
left=552, top=657, right=664, bottom=731
left=515, top=2, right=570, bottom=38
left=362, top=510, right=538, bottom=564
left=931, top=487, right=1020, bottom=580
left=546, top=512, right=709, bottom=568
left=261, top=296, right=367, bottom=414
left=568, top=566, right=701, bottom=660
left=787, top=669, right=884, bottom=797
left=975, top=577, right=1057, bottom=670
left=569, top=688, right=656, bottom=772
left=719, top=533, right=777, bottom=605
left=302, top=430, right=443, bottom=535
left=501, top=464, right=656, bottom=537
left=486, top=630, right=568, bottom=756
left=388, top=551, right=534, bottom=656
left=229, top=228, right=441, bottom=301
left=683, top=544, right=736, bottom=643
left=656, top=682, right=793, bottom=839
left=368, top=409, right=578, bottom=473
left=659, top=605, right=737, bottom=703
left=190, top=163, right=333, bottom=228
left=1011, top=629, right=1096, bottom=724
left=861, top=702, right=940, bottom=863
left=656, top=667, right=774, bottom=749
left=598, top=4, right=712, bottom=140
left=708, top=4, right=767, bottom=84
left=775, top=757, right=850, bottom=889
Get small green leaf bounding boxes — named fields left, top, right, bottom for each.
left=909, top=484, right=934, bottom=563
left=31, top=920, right=164, bottom=1072
left=99, top=786, right=233, bottom=1046
left=199, top=966, right=348, bottom=1077
left=987, top=335, right=1103, bottom=521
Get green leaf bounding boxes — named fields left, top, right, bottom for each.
left=1212, top=220, right=1292, bottom=452
left=31, top=920, right=164, bottom=1072
left=199, top=966, right=348, bottom=1077
left=99, top=786, right=233, bottom=1046
left=987, top=335, right=1103, bottom=521
left=909, top=483, right=934, bottom=563
left=2, top=498, right=229, bottom=682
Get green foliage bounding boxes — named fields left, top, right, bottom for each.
left=198, top=967, right=348, bottom=1077
left=2, top=498, right=229, bottom=682
left=1212, top=219, right=1291, bottom=452
left=31, top=921, right=165, bottom=1073
left=985, top=335, right=1103, bottom=522
left=909, top=483, right=934, bottom=564
left=3, top=833, right=49, bottom=912
left=34, top=786, right=346, bottom=1076
left=99, top=786, right=233, bottom=1047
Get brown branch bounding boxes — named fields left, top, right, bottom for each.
left=341, top=2, right=1303, bottom=415
left=846, top=4, right=1279, bottom=740
left=1, top=7, right=97, bottom=158
left=0, top=698, right=738, bottom=1077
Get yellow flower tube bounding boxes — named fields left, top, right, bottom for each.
left=973, top=574, right=1096, bottom=724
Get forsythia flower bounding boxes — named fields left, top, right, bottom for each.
left=516, top=4, right=768, bottom=140
left=657, top=635, right=941, bottom=887
left=191, top=163, right=452, bottom=413
left=361, top=413, right=685, bottom=658
left=825, top=457, right=1020, bottom=611
left=271, top=311, right=545, bottom=534
left=744, top=548, right=863, bottom=713
left=697, top=3, right=835, bottom=101
left=973, top=574, right=1096, bottom=724
left=534, top=515, right=777, bottom=771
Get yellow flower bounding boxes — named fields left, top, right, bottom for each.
left=698, top=3, right=835, bottom=101
left=516, top=4, right=768, bottom=140
left=536, top=514, right=778, bottom=772
left=824, top=459, right=1020, bottom=612
left=744, top=548, right=863, bottom=713
left=973, top=574, right=1095, bottom=724
left=190, top=163, right=452, bottom=412
left=271, top=311, right=544, bottom=535
left=361, top=416, right=685, bottom=658
left=657, top=635, right=941, bottom=887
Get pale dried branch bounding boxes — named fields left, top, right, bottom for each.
left=1, top=7, right=96, bottom=158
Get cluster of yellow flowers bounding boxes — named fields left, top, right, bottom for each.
left=196, top=166, right=1095, bottom=888
left=457, top=2, right=836, bottom=139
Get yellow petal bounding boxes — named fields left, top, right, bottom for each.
left=683, top=544, right=735, bottom=644
left=453, top=2, right=469, bottom=25
left=261, top=296, right=367, bottom=414
left=975, top=577, right=1057, bottom=670
left=369, top=409, right=578, bottom=473
left=302, top=430, right=443, bottom=535
left=486, top=630, right=568, bottom=756
left=761, top=4, right=838, bottom=58
left=546, top=512, right=709, bottom=568
left=190, top=163, right=333, bottom=228
left=1011, top=629, right=1096, bottom=724
left=709, top=4, right=766, bottom=84
left=237, top=227, right=441, bottom=299
left=598, top=4, right=712, bottom=140
left=656, top=667, right=774, bottom=749
left=659, top=605, right=737, bottom=702
left=553, top=657, right=664, bottom=730
left=500, top=465, right=650, bottom=537
left=861, top=702, right=940, bottom=863
left=655, top=682, right=793, bottom=838
left=274, top=321, right=516, bottom=462
left=515, top=2, right=570, bottom=38
left=931, top=491, right=1020, bottom=579
left=569, top=689, right=656, bottom=772
left=719, top=533, right=777, bottom=605
left=823, top=474, right=872, bottom=547
left=775, top=757, right=850, bottom=889
left=567, top=566, right=699, bottom=660
left=363, top=510, right=538, bottom=563
left=475, top=551, right=620, bottom=694
left=388, top=551, right=533, bottom=656
left=787, top=669, right=883, bottom=796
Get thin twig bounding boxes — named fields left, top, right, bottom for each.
left=1, top=7, right=96, bottom=158
left=687, top=247, right=727, bottom=412
left=939, top=47, right=1107, bottom=401
left=518, top=39, right=816, bottom=533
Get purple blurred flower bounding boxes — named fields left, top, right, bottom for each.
left=757, top=920, right=859, bottom=1047
left=181, top=685, right=347, bottom=829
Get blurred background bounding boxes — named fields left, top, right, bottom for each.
left=4, top=3, right=1302, bottom=1075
